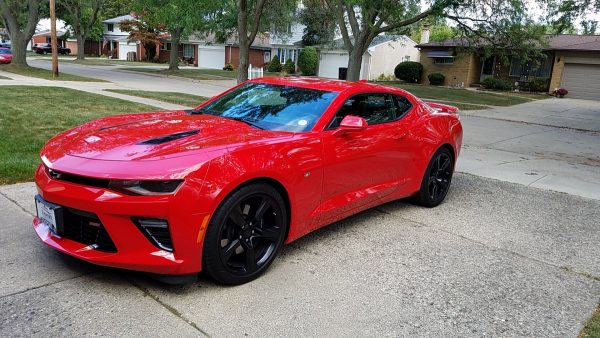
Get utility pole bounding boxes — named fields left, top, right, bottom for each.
left=50, top=0, right=59, bottom=78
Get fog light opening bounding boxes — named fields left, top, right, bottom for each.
left=133, top=218, right=174, bottom=252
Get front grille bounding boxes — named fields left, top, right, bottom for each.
left=62, top=208, right=117, bottom=252
left=48, top=168, right=110, bottom=189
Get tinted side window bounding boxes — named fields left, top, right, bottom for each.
left=394, top=95, right=413, bottom=119
left=328, top=93, right=397, bottom=129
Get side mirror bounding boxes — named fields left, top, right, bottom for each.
left=338, top=115, right=368, bottom=132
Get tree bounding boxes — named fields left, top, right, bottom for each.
left=324, top=0, right=550, bottom=81
left=297, top=46, right=318, bottom=75
left=300, top=0, right=336, bottom=45
left=129, top=0, right=217, bottom=70
left=58, top=0, right=102, bottom=60
left=120, top=17, right=161, bottom=61
left=410, top=23, right=458, bottom=43
left=212, top=0, right=296, bottom=83
left=0, top=0, right=46, bottom=66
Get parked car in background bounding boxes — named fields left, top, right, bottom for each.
left=32, top=43, right=71, bottom=55
left=0, top=42, right=10, bottom=49
left=0, top=48, right=12, bottom=64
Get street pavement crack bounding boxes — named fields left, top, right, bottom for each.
left=127, top=278, right=211, bottom=337
left=0, top=273, right=92, bottom=300
left=0, top=190, right=35, bottom=217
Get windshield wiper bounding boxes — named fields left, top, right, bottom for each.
left=189, top=107, right=211, bottom=115
left=228, top=117, right=265, bottom=130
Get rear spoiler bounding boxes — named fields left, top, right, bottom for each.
left=426, top=102, right=459, bottom=114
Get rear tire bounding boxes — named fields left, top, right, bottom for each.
left=202, top=183, right=287, bottom=285
left=414, top=147, right=454, bottom=207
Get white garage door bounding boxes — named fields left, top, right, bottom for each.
left=198, top=47, right=225, bottom=69
left=318, top=52, right=349, bottom=79
left=561, top=63, right=600, bottom=100
left=118, top=42, right=137, bottom=60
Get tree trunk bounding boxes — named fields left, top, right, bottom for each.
left=9, top=32, right=28, bottom=66
left=168, top=28, right=182, bottom=71
left=346, top=46, right=365, bottom=82
left=236, top=0, right=249, bottom=83
left=76, top=34, right=85, bottom=60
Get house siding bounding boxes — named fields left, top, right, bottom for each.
left=225, top=46, right=268, bottom=68
left=368, top=38, right=420, bottom=79
left=420, top=50, right=479, bottom=86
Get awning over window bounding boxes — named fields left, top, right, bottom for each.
left=427, top=50, right=454, bottom=58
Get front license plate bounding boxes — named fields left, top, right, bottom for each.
left=35, top=195, right=64, bottom=234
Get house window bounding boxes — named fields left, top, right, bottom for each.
left=161, top=43, right=171, bottom=51
left=433, top=57, right=453, bottom=64
left=107, top=23, right=114, bottom=32
left=264, top=51, right=271, bottom=62
left=183, top=44, right=194, bottom=58
left=404, top=55, right=411, bottom=61
left=509, top=56, right=552, bottom=78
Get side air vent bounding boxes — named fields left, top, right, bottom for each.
left=138, top=130, right=200, bottom=145
left=132, top=218, right=174, bottom=252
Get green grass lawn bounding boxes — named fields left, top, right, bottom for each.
left=0, top=86, right=154, bottom=184
left=120, top=67, right=281, bottom=80
left=69, top=58, right=161, bottom=67
left=386, top=83, right=547, bottom=108
left=581, top=304, right=600, bottom=338
left=105, top=89, right=208, bottom=107
left=0, top=64, right=108, bottom=82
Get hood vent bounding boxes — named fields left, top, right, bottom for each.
left=138, top=130, right=200, bottom=145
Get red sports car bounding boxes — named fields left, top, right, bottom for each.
left=34, top=77, right=462, bottom=284
left=0, top=48, right=12, bottom=64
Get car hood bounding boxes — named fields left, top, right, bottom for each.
left=57, top=111, right=291, bottom=161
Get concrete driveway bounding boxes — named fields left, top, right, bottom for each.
left=1, top=174, right=598, bottom=337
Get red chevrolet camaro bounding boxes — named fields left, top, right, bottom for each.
left=34, top=77, right=462, bottom=284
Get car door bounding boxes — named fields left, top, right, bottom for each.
left=317, top=92, right=411, bottom=224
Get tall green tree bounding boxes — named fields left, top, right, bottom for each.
left=300, top=0, right=336, bottom=46
left=324, top=0, right=549, bottom=81
left=129, top=0, right=217, bottom=70
left=59, top=0, right=102, bottom=60
left=0, top=0, right=46, bottom=66
left=212, top=0, right=297, bottom=83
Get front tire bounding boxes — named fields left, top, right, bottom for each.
left=414, top=147, right=454, bottom=207
left=202, top=183, right=288, bottom=285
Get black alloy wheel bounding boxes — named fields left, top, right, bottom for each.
left=414, top=147, right=454, bottom=207
left=203, top=183, right=287, bottom=285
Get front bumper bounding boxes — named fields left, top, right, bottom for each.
left=33, top=164, right=211, bottom=275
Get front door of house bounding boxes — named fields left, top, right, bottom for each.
left=480, top=56, right=495, bottom=82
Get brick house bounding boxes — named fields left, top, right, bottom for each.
left=417, top=34, right=600, bottom=100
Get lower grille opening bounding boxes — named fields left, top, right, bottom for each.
left=62, top=208, right=117, bottom=252
left=133, top=218, right=173, bottom=252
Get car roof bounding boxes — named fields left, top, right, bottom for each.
left=253, top=76, right=402, bottom=94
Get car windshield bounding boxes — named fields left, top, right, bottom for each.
left=200, top=82, right=338, bottom=132
left=0, top=49, right=10, bottom=54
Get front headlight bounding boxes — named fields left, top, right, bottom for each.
left=108, top=180, right=183, bottom=196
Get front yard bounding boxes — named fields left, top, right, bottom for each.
left=0, top=86, right=153, bottom=184
left=104, top=89, right=208, bottom=107
left=119, top=67, right=280, bottom=80
left=0, top=65, right=107, bottom=82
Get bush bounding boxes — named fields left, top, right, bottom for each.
left=376, top=73, right=396, bottom=81
left=428, top=73, right=445, bottom=86
left=297, top=47, right=318, bottom=75
left=525, top=77, right=549, bottom=92
left=222, top=63, right=234, bottom=71
left=481, top=77, right=515, bottom=91
left=283, top=58, right=296, bottom=74
left=394, top=61, right=423, bottom=83
left=267, top=56, right=282, bottom=72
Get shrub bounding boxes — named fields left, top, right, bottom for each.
left=283, top=58, right=296, bottom=74
left=481, top=77, right=515, bottom=91
left=222, top=63, right=234, bottom=71
left=376, top=73, right=396, bottom=81
left=394, top=61, right=423, bottom=83
left=428, top=73, right=445, bottom=86
left=526, top=77, right=549, bottom=92
left=267, top=56, right=282, bottom=72
left=297, top=47, right=318, bottom=75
